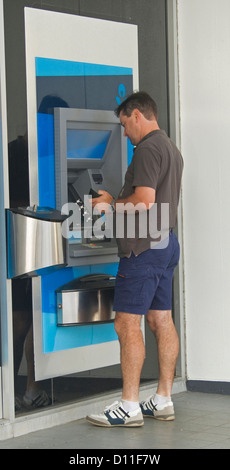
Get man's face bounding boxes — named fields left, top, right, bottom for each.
left=119, top=110, right=140, bottom=146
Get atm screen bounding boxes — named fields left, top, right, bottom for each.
left=67, top=129, right=112, bottom=160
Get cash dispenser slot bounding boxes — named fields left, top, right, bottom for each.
left=7, top=206, right=67, bottom=278
left=56, top=274, right=116, bottom=326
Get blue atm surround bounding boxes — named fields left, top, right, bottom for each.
left=36, top=57, right=133, bottom=354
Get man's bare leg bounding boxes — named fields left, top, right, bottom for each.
left=114, top=312, right=145, bottom=402
left=146, top=309, right=179, bottom=397
left=86, top=310, right=145, bottom=426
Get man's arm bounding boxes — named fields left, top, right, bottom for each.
left=91, top=187, right=155, bottom=213
left=116, top=186, right=155, bottom=210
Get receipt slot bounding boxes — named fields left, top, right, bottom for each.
left=54, top=108, right=127, bottom=266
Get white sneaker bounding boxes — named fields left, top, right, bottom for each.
left=86, top=400, right=144, bottom=427
left=140, top=395, right=175, bottom=421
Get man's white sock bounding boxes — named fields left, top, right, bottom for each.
left=154, top=393, right=171, bottom=405
left=122, top=399, right=140, bottom=412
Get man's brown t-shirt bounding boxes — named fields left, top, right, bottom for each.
left=115, top=129, right=183, bottom=257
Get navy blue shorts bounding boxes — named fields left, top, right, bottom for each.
left=113, top=231, right=180, bottom=315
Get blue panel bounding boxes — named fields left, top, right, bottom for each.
left=127, top=138, right=134, bottom=165
left=90, top=263, right=118, bottom=277
left=35, top=57, right=133, bottom=77
left=35, top=57, right=133, bottom=354
left=41, top=266, right=118, bottom=353
left=37, top=113, right=56, bottom=208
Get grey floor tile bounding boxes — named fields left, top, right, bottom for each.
left=1, top=391, right=230, bottom=450
left=203, top=438, right=230, bottom=449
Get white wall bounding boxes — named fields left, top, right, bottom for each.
left=177, top=0, right=230, bottom=381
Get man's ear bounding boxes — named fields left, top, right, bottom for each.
left=133, top=108, right=142, bottom=122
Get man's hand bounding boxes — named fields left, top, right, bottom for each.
left=90, top=190, right=114, bottom=214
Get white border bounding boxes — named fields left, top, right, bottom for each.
left=25, top=8, right=139, bottom=380
left=25, top=7, right=139, bottom=203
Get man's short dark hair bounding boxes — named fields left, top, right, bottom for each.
left=115, top=91, right=158, bottom=121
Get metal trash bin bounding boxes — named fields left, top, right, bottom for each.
left=56, top=274, right=116, bottom=326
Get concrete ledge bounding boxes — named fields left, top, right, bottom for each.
left=0, top=377, right=186, bottom=440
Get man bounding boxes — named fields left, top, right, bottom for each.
left=86, top=91, right=183, bottom=427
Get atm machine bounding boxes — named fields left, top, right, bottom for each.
left=53, top=108, right=127, bottom=328
left=54, top=107, right=127, bottom=266
left=7, top=107, right=128, bottom=380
